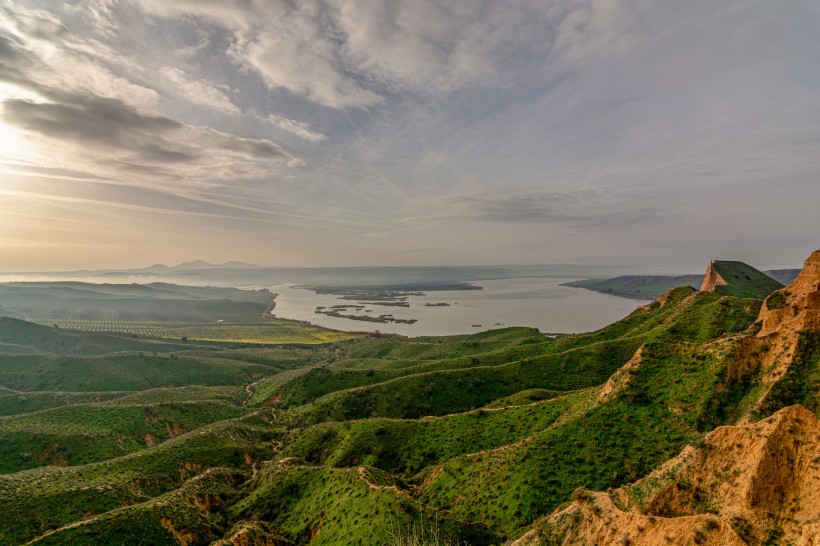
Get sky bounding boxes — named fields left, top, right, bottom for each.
left=0, top=0, right=819, bottom=272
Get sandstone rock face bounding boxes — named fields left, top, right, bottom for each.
left=700, top=260, right=728, bottom=292
left=517, top=405, right=820, bottom=546
left=758, top=250, right=820, bottom=337
left=641, top=405, right=820, bottom=544
left=740, top=250, right=820, bottom=405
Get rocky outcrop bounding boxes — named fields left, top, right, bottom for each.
left=700, top=261, right=728, bottom=292
left=758, top=250, right=820, bottom=338
left=735, top=250, right=820, bottom=414
left=516, top=405, right=820, bottom=546
left=597, top=346, right=644, bottom=401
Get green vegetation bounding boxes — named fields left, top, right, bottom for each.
left=765, top=290, right=788, bottom=310
left=0, top=269, right=813, bottom=545
left=758, top=332, right=820, bottom=416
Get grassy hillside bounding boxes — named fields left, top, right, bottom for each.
left=0, top=261, right=816, bottom=545
left=708, top=260, right=784, bottom=298
left=0, top=317, right=207, bottom=355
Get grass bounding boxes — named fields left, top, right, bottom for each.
left=28, top=468, right=247, bottom=545
left=0, top=352, right=275, bottom=392
left=0, top=391, right=131, bottom=417
left=228, top=462, right=495, bottom=546
left=0, top=399, right=247, bottom=473
left=282, top=389, right=594, bottom=474
left=0, top=413, right=279, bottom=545
left=276, top=290, right=758, bottom=426
left=757, top=332, right=820, bottom=417
left=414, top=339, right=746, bottom=536
left=0, top=317, right=208, bottom=355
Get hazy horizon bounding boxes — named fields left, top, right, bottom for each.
left=1, top=1, right=819, bottom=271
left=0, top=254, right=811, bottom=277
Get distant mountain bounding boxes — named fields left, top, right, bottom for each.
left=700, top=260, right=783, bottom=298
left=153, top=260, right=260, bottom=270
left=764, top=267, right=801, bottom=285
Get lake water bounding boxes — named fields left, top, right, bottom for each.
left=269, top=278, right=650, bottom=336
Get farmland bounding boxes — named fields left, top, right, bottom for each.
left=0, top=281, right=359, bottom=345
left=27, top=318, right=356, bottom=344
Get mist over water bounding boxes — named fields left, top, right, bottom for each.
left=271, top=278, right=649, bottom=336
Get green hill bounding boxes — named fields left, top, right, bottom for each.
left=701, top=260, right=784, bottom=298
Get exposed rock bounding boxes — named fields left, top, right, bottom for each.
left=758, top=250, right=820, bottom=338
left=597, top=345, right=644, bottom=401
left=518, top=405, right=820, bottom=546
left=737, top=250, right=820, bottom=415
left=700, top=261, right=728, bottom=292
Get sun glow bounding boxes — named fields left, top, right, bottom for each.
left=0, top=83, right=42, bottom=165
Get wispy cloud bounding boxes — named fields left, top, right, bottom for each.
left=0, top=31, right=297, bottom=187
left=265, top=113, right=327, bottom=142
left=160, top=67, right=240, bottom=115
left=1, top=0, right=819, bottom=269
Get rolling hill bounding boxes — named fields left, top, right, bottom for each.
left=0, top=252, right=816, bottom=545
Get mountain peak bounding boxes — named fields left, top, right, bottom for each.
left=175, top=260, right=213, bottom=268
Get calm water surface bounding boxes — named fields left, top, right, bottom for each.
left=269, top=278, right=650, bottom=336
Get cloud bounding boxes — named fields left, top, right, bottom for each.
left=115, top=0, right=642, bottom=109
left=0, top=32, right=297, bottom=186
left=228, top=7, right=383, bottom=109
left=424, top=187, right=664, bottom=227
left=0, top=2, right=160, bottom=111
left=3, top=90, right=296, bottom=178
left=265, top=113, right=327, bottom=142
left=160, top=67, right=240, bottom=115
